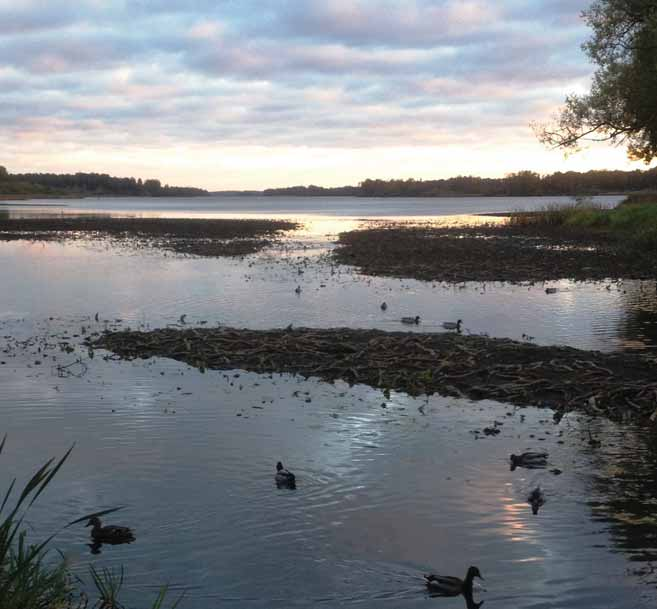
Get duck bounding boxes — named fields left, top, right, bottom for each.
left=509, top=451, right=548, bottom=471
left=401, top=315, right=420, bottom=325
left=442, top=319, right=463, bottom=331
left=424, top=566, right=484, bottom=597
left=275, top=461, right=296, bottom=488
left=380, top=302, right=388, bottom=311
left=86, top=516, right=135, bottom=544
left=527, top=486, right=546, bottom=515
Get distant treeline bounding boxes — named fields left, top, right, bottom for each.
left=262, top=184, right=360, bottom=196
left=0, top=166, right=208, bottom=197
left=4, top=165, right=657, bottom=199
left=264, top=168, right=657, bottom=197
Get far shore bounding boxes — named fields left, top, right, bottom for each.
left=0, top=190, right=640, bottom=202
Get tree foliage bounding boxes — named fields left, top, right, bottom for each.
left=0, top=170, right=207, bottom=197
left=537, top=0, right=657, bottom=162
left=264, top=168, right=657, bottom=197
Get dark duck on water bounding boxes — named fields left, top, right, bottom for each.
left=509, top=451, right=548, bottom=471
left=527, top=486, right=546, bottom=515
left=275, top=461, right=296, bottom=488
left=424, top=566, right=484, bottom=597
left=86, top=516, right=135, bottom=544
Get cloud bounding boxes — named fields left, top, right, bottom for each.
left=0, top=0, right=619, bottom=188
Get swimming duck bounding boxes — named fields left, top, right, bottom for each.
left=86, top=516, right=135, bottom=543
left=401, top=316, right=420, bottom=325
left=442, top=319, right=463, bottom=331
left=424, top=566, right=483, bottom=597
left=527, top=486, right=546, bottom=515
left=380, top=302, right=388, bottom=311
left=509, top=452, right=548, bottom=471
left=275, top=461, right=296, bottom=488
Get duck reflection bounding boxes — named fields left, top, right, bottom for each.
left=87, top=537, right=135, bottom=555
left=463, top=590, right=485, bottom=609
left=426, top=588, right=483, bottom=608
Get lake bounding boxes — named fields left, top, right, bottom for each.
left=1, top=195, right=656, bottom=608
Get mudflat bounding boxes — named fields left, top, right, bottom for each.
left=90, top=326, right=657, bottom=423
left=0, top=216, right=298, bottom=256
left=334, top=224, right=657, bottom=282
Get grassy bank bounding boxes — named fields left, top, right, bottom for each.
left=334, top=196, right=657, bottom=283
left=509, top=196, right=657, bottom=251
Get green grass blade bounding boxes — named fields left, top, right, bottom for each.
left=29, top=444, right=74, bottom=507
left=67, top=506, right=125, bottom=527
left=15, top=458, right=54, bottom=508
left=0, top=477, right=16, bottom=513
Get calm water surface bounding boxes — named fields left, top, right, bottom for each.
left=1, top=195, right=656, bottom=608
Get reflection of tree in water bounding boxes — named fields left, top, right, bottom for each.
left=615, top=280, right=657, bottom=350
left=0, top=209, right=8, bottom=220
left=587, top=422, right=657, bottom=587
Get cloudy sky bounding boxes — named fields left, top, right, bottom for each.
left=0, top=0, right=647, bottom=189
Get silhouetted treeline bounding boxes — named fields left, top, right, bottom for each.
left=264, top=169, right=657, bottom=197
left=359, top=169, right=657, bottom=197
left=0, top=166, right=207, bottom=197
left=263, top=184, right=360, bottom=196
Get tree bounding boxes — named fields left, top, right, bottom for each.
left=0, top=166, right=7, bottom=181
left=537, top=1, right=657, bottom=162
left=143, top=179, right=162, bottom=195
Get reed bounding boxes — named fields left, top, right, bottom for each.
left=508, top=197, right=657, bottom=252
left=0, top=435, right=183, bottom=609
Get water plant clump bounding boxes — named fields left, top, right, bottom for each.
left=0, top=216, right=298, bottom=258
left=90, top=326, right=657, bottom=423
left=334, top=197, right=657, bottom=283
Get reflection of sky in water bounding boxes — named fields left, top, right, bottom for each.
left=0, top=235, right=656, bottom=352
left=1, top=194, right=656, bottom=608
left=0, top=193, right=624, bottom=219
left=0, top=343, right=654, bottom=608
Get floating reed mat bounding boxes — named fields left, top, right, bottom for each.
left=333, top=226, right=656, bottom=282
left=90, top=327, right=657, bottom=423
left=0, top=216, right=298, bottom=257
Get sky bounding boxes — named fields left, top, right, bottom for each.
left=0, top=0, right=651, bottom=190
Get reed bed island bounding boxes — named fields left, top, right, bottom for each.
left=90, top=326, right=657, bottom=424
